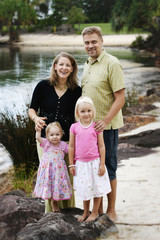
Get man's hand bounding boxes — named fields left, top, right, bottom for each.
left=94, top=120, right=106, bottom=132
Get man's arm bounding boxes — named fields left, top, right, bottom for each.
left=94, top=88, right=125, bottom=132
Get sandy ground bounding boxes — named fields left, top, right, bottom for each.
left=0, top=33, right=148, bottom=47
left=75, top=118, right=160, bottom=240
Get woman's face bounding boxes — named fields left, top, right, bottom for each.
left=55, top=57, right=73, bottom=82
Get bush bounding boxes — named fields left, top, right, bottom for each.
left=123, top=87, right=139, bottom=115
left=0, top=110, right=39, bottom=178
left=131, top=35, right=146, bottom=49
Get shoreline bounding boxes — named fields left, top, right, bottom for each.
left=0, top=33, right=148, bottom=47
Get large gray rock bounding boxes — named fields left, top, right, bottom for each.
left=0, top=191, right=117, bottom=240
left=119, top=128, right=160, bottom=148
left=16, top=209, right=117, bottom=240
left=0, top=191, right=45, bottom=240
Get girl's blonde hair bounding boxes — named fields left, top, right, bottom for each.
left=75, top=96, right=96, bottom=121
left=46, top=122, right=64, bottom=138
left=48, top=52, right=79, bottom=90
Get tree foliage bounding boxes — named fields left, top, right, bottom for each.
left=111, top=0, right=160, bottom=49
left=0, top=0, right=37, bottom=41
left=82, top=0, right=116, bottom=23
left=68, top=6, right=87, bottom=29
left=50, top=0, right=116, bottom=26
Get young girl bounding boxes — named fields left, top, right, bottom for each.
left=69, top=96, right=111, bottom=223
left=34, top=121, right=72, bottom=212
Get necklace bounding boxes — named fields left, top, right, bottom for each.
left=79, top=120, right=93, bottom=128
left=57, top=84, right=68, bottom=91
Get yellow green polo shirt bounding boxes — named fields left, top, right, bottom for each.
left=81, top=50, right=125, bottom=130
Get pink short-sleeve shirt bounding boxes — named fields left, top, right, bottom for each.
left=70, top=121, right=100, bottom=162
left=40, top=138, right=68, bottom=153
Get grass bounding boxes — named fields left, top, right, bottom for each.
left=1, top=22, right=148, bottom=36
left=12, top=164, right=36, bottom=196
left=74, top=23, right=148, bottom=35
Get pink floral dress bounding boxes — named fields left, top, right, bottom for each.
left=34, top=138, right=72, bottom=201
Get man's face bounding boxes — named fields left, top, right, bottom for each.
left=83, top=33, right=103, bottom=60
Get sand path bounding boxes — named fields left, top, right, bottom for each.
left=0, top=33, right=148, bottom=47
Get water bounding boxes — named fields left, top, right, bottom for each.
left=0, top=46, right=160, bottom=173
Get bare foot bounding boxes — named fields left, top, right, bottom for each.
left=51, top=200, right=60, bottom=212
left=78, top=212, right=89, bottom=222
left=85, top=213, right=99, bottom=223
left=107, top=210, right=117, bottom=222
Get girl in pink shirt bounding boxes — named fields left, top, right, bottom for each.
left=34, top=122, right=72, bottom=212
left=69, top=96, right=111, bottom=223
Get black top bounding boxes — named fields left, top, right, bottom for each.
left=30, top=79, right=82, bottom=140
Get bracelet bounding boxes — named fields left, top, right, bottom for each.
left=68, top=165, right=75, bottom=168
left=32, top=115, right=36, bottom=121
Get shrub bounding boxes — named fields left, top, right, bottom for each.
left=0, top=109, right=39, bottom=178
left=123, top=87, right=139, bottom=115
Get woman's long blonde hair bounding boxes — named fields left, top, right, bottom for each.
left=48, top=52, right=79, bottom=90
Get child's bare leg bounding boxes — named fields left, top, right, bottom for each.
left=85, top=197, right=101, bottom=223
left=78, top=200, right=90, bottom=222
left=98, top=197, right=103, bottom=215
left=51, top=199, right=60, bottom=212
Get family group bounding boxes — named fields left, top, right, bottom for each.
left=28, top=26, right=125, bottom=223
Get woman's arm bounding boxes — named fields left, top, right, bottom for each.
left=97, top=132, right=106, bottom=176
left=28, top=108, right=47, bottom=131
left=69, top=132, right=76, bottom=176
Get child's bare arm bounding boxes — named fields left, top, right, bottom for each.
left=69, top=132, right=75, bottom=176
left=36, top=130, right=43, bottom=144
left=97, top=132, right=106, bottom=176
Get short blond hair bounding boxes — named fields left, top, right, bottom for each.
left=75, top=96, right=96, bottom=121
left=82, top=26, right=103, bottom=39
left=46, top=122, right=64, bottom=137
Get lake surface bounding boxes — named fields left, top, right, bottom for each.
left=0, top=45, right=160, bottom=173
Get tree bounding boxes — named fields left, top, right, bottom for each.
left=0, top=0, right=37, bottom=42
left=51, top=0, right=71, bottom=26
left=68, top=6, right=87, bottom=30
left=82, top=0, right=116, bottom=23
left=39, top=2, right=48, bottom=18
left=111, top=0, right=160, bottom=49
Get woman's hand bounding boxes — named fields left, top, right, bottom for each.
left=34, top=116, right=47, bottom=131
left=99, top=164, right=106, bottom=176
left=69, top=166, right=75, bottom=176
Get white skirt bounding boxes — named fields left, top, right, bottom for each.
left=74, top=158, right=111, bottom=201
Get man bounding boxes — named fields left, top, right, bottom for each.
left=81, top=26, right=125, bottom=222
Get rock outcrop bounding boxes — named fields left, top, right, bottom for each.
left=0, top=191, right=117, bottom=240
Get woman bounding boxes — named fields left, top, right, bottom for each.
left=28, top=52, right=81, bottom=213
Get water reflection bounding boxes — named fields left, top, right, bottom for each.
left=0, top=46, right=160, bottom=115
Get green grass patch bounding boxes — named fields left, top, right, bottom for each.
left=74, top=23, right=148, bottom=35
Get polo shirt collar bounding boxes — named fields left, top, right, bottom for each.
left=87, top=49, right=106, bottom=64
